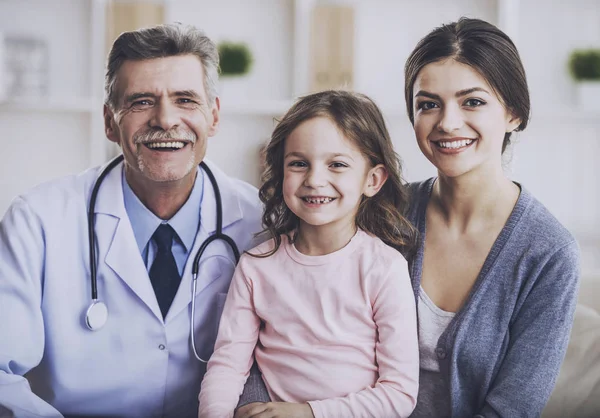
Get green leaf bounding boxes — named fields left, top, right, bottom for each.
left=218, top=42, right=253, bottom=76
left=568, top=49, right=600, bottom=81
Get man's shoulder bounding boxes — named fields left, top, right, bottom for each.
left=16, top=166, right=100, bottom=214
left=203, top=160, right=262, bottom=220
left=204, top=160, right=259, bottom=199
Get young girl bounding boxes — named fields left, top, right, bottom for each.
left=198, top=90, right=419, bottom=418
left=404, top=18, right=580, bottom=417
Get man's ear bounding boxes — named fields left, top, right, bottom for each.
left=207, top=96, right=220, bottom=137
left=363, top=164, right=388, bottom=198
left=104, top=104, right=120, bottom=144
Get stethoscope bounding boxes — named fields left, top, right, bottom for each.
left=85, top=154, right=240, bottom=362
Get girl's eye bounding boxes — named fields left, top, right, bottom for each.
left=330, top=162, right=348, bottom=169
left=417, top=101, right=439, bottom=111
left=464, top=98, right=485, bottom=107
left=288, top=161, right=307, bottom=168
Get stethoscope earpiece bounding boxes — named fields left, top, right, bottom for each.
left=86, top=300, right=108, bottom=331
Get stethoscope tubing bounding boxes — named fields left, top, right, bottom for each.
left=88, top=154, right=125, bottom=300
left=87, top=154, right=241, bottom=363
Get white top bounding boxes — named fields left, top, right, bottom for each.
left=410, top=287, right=456, bottom=418
left=418, top=286, right=455, bottom=372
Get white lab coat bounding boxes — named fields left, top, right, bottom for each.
left=0, top=160, right=263, bottom=417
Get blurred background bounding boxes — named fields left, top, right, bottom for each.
left=0, top=0, right=598, bottom=278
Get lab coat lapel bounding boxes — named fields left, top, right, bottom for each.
left=166, top=161, right=243, bottom=322
left=93, top=161, right=163, bottom=321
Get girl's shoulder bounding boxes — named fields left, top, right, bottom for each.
left=357, top=230, right=408, bottom=267
left=244, top=234, right=290, bottom=258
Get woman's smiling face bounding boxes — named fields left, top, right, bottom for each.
left=411, top=59, right=521, bottom=179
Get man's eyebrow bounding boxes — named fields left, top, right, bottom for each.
left=173, top=89, right=202, bottom=98
left=124, top=92, right=156, bottom=103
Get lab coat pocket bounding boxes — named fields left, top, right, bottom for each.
left=215, top=291, right=228, bottom=332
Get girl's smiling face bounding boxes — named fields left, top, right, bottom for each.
left=412, top=59, right=521, bottom=179
left=282, top=116, right=382, bottom=236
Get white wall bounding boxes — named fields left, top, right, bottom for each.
left=1, top=0, right=599, bottom=272
left=0, top=0, right=96, bottom=212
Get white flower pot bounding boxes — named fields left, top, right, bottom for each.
left=576, top=81, right=600, bottom=111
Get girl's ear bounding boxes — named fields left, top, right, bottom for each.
left=364, top=164, right=388, bottom=197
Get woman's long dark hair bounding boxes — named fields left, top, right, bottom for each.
left=255, top=90, right=417, bottom=258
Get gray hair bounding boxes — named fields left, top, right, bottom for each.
left=105, top=23, right=219, bottom=110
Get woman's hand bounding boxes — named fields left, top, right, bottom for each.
left=235, top=402, right=315, bottom=418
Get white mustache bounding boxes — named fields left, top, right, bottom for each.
left=135, top=128, right=197, bottom=144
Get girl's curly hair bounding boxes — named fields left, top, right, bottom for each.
left=255, top=90, right=417, bottom=258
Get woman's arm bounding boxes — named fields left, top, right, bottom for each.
left=307, top=256, right=420, bottom=418
left=198, top=259, right=262, bottom=418
left=476, top=242, right=581, bottom=418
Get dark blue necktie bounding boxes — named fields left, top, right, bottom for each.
left=149, top=224, right=181, bottom=319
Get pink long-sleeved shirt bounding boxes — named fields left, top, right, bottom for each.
left=198, top=229, right=419, bottom=418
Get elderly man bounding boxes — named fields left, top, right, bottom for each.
left=0, top=23, right=264, bottom=417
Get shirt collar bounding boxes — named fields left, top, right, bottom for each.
left=122, top=167, right=203, bottom=253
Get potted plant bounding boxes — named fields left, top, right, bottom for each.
left=217, top=41, right=253, bottom=102
left=568, top=49, right=600, bottom=111
left=219, top=42, right=253, bottom=76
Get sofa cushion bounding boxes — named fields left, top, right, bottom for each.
left=542, top=304, right=600, bottom=418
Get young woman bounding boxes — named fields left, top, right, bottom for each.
left=404, top=17, right=580, bottom=417
left=199, top=90, right=419, bottom=418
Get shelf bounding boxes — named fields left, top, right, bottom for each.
left=0, top=97, right=100, bottom=113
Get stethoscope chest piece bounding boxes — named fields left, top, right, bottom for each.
left=86, top=300, right=108, bottom=331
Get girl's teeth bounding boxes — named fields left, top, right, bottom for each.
left=304, top=197, right=334, bottom=204
left=438, top=139, right=474, bottom=149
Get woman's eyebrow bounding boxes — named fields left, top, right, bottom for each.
left=415, top=87, right=490, bottom=100
left=455, top=87, right=490, bottom=97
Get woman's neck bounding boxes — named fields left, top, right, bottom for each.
left=294, top=221, right=357, bottom=256
left=432, top=165, right=520, bottom=233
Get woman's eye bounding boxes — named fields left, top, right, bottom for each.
left=464, top=98, right=485, bottom=107
left=417, top=101, right=438, bottom=111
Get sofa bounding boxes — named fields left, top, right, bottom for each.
left=543, top=273, right=600, bottom=417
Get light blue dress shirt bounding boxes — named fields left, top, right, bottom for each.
left=122, top=168, right=204, bottom=276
